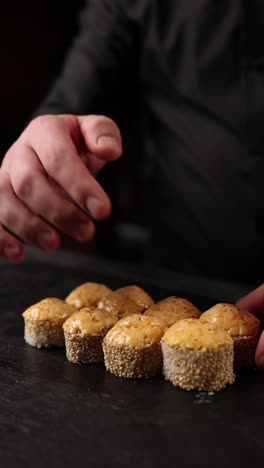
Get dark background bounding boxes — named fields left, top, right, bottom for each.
left=0, top=0, right=151, bottom=261
left=0, top=1, right=84, bottom=154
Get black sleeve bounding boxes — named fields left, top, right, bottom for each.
left=35, top=0, right=140, bottom=120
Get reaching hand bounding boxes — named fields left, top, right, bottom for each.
left=236, top=284, right=264, bottom=368
left=0, top=114, right=122, bottom=261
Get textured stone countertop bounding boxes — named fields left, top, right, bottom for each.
left=0, top=248, right=262, bottom=468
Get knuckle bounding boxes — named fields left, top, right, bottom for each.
left=0, top=173, right=9, bottom=196
left=44, top=144, right=69, bottom=174
left=29, top=114, right=57, bottom=131
left=43, top=143, right=72, bottom=176
left=1, top=145, right=16, bottom=169
left=13, top=170, right=35, bottom=199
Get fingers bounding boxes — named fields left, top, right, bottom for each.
left=0, top=224, right=25, bottom=262
left=0, top=169, right=60, bottom=252
left=23, top=116, right=112, bottom=220
left=78, top=115, right=122, bottom=161
left=9, top=145, right=95, bottom=242
left=0, top=113, right=122, bottom=260
left=236, top=284, right=264, bottom=320
left=236, top=285, right=264, bottom=369
left=255, top=331, right=264, bottom=369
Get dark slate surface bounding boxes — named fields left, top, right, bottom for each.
left=0, top=248, right=263, bottom=468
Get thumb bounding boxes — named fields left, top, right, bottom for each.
left=78, top=115, right=123, bottom=162
left=236, top=284, right=264, bottom=369
left=255, top=331, right=264, bottom=369
left=235, top=283, right=264, bottom=320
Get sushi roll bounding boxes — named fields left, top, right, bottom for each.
left=103, top=314, right=167, bottom=378
left=23, top=298, right=75, bottom=348
left=161, top=318, right=235, bottom=393
left=63, top=306, right=118, bottom=364
left=201, top=303, right=260, bottom=368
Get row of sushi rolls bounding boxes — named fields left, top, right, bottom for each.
left=22, top=282, right=261, bottom=393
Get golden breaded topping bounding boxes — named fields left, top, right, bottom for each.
left=63, top=307, right=118, bottom=335
left=162, top=318, right=232, bottom=349
left=98, top=285, right=153, bottom=317
left=104, top=314, right=167, bottom=348
left=97, top=291, right=144, bottom=318
left=201, top=303, right=260, bottom=337
left=145, top=296, right=200, bottom=326
left=115, top=286, right=154, bottom=309
left=22, top=298, right=75, bottom=325
left=65, top=282, right=112, bottom=309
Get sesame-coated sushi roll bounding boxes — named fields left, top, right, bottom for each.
left=162, top=319, right=235, bottom=393
left=98, top=286, right=153, bottom=319
left=63, top=307, right=118, bottom=364
left=22, top=298, right=75, bottom=349
left=103, top=314, right=167, bottom=379
left=65, top=282, right=112, bottom=310
left=145, top=296, right=201, bottom=327
left=201, top=303, right=260, bottom=368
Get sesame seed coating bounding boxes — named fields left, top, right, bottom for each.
left=103, top=314, right=167, bottom=379
left=161, top=319, right=235, bottom=393
left=103, top=341, right=163, bottom=379
left=24, top=319, right=65, bottom=348
left=162, top=342, right=235, bottom=393
left=64, top=331, right=108, bottom=364
left=63, top=307, right=118, bottom=364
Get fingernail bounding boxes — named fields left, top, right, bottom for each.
left=86, top=197, right=103, bottom=219
left=97, top=135, right=122, bottom=159
left=97, top=135, right=118, bottom=147
left=4, top=245, right=21, bottom=259
left=38, top=231, right=57, bottom=250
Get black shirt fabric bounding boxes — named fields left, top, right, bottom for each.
left=36, top=0, right=264, bottom=282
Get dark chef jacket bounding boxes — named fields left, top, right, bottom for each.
left=36, top=0, right=264, bottom=282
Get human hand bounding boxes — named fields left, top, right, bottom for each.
left=0, top=114, right=122, bottom=261
left=236, top=284, right=264, bottom=368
